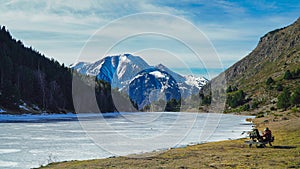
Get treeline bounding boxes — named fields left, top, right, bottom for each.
left=0, top=26, right=74, bottom=112
left=137, top=98, right=181, bottom=112
left=226, top=86, right=247, bottom=109
left=95, top=80, right=116, bottom=112
left=72, top=74, right=117, bottom=113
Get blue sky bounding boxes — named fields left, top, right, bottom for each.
left=1, top=0, right=300, bottom=77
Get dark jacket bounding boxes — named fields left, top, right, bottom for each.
left=262, top=129, right=272, bottom=141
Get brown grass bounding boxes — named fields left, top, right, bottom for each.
left=38, top=112, right=300, bottom=169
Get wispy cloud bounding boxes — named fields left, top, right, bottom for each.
left=0, top=0, right=299, bottom=72
left=0, top=0, right=186, bottom=64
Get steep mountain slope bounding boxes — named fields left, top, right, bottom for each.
left=211, top=17, right=300, bottom=111
left=225, top=17, right=300, bottom=86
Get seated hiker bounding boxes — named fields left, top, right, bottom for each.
left=262, top=127, right=273, bottom=145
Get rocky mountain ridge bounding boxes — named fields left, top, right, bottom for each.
left=208, top=17, right=300, bottom=113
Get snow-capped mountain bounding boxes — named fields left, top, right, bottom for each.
left=71, top=54, right=150, bottom=89
left=70, top=53, right=208, bottom=100
left=129, top=67, right=181, bottom=109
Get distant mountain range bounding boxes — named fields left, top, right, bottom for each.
left=71, top=54, right=208, bottom=108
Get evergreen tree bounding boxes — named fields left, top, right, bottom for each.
left=266, top=77, right=275, bottom=85
left=284, top=70, right=293, bottom=80
left=201, top=92, right=212, bottom=105
left=277, top=88, right=291, bottom=109
left=95, top=79, right=115, bottom=112
left=165, top=98, right=180, bottom=112
left=226, top=90, right=246, bottom=108
left=226, top=85, right=233, bottom=93
left=291, top=87, right=300, bottom=105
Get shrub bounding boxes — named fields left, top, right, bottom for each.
left=291, top=87, right=300, bottom=105
left=242, top=104, right=250, bottom=111
left=276, top=83, right=283, bottom=91
left=283, top=69, right=300, bottom=80
left=201, top=94, right=211, bottom=105
left=266, top=77, right=275, bottom=85
left=226, top=85, right=238, bottom=93
left=256, top=114, right=264, bottom=118
left=291, top=106, right=299, bottom=113
left=252, top=100, right=260, bottom=109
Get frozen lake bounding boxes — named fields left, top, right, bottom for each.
left=0, top=112, right=253, bottom=169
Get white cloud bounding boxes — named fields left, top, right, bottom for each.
left=0, top=0, right=299, bottom=70
left=0, top=0, right=187, bottom=65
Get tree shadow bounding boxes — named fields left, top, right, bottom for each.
left=272, top=145, right=297, bottom=149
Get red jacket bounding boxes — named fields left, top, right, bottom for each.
left=262, top=130, right=272, bottom=140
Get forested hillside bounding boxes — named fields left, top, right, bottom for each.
left=0, top=26, right=74, bottom=113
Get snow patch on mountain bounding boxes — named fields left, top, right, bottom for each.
left=0, top=108, right=6, bottom=113
left=149, top=71, right=166, bottom=78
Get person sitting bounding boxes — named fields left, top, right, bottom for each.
left=262, top=127, right=273, bottom=146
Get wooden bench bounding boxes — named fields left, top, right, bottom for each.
left=245, top=129, right=274, bottom=148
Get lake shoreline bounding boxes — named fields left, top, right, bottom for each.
left=38, top=111, right=300, bottom=169
left=1, top=112, right=253, bottom=169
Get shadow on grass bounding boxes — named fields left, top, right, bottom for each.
left=272, top=145, right=297, bottom=149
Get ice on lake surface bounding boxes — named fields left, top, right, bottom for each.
left=0, top=112, right=253, bottom=169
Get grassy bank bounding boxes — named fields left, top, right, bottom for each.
left=39, top=112, right=300, bottom=169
